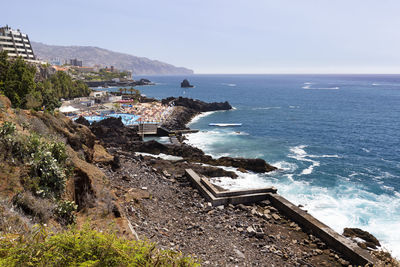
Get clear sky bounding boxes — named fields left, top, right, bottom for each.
left=3, top=0, right=400, bottom=74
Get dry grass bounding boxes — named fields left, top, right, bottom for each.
left=0, top=200, right=32, bottom=234
left=12, top=192, right=55, bottom=223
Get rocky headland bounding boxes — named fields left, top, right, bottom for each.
left=161, top=96, right=232, bottom=130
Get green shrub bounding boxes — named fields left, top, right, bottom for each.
left=0, top=123, right=69, bottom=198
left=55, top=200, right=77, bottom=225
left=29, top=148, right=67, bottom=198
left=0, top=121, right=15, bottom=137
left=0, top=225, right=199, bottom=267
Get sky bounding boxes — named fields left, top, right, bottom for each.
left=2, top=0, right=400, bottom=74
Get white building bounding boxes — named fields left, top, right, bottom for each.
left=0, top=25, right=36, bottom=60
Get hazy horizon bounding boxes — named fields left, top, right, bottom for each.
left=3, top=0, right=400, bottom=74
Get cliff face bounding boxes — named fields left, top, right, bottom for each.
left=31, top=42, right=194, bottom=75
left=0, top=96, right=131, bottom=236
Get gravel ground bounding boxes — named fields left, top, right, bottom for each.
left=98, top=152, right=357, bottom=267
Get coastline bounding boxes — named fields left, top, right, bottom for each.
left=73, top=96, right=397, bottom=265
left=172, top=102, right=398, bottom=264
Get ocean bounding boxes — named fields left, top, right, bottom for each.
left=127, top=74, right=400, bottom=256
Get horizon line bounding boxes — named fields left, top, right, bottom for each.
left=145, top=73, right=400, bottom=76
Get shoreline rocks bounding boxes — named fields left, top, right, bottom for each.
left=161, top=96, right=232, bottom=130
left=162, top=96, right=232, bottom=112
left=343, top=228, right=381, bottom=249
left=130, top=140, right=277, bottom=173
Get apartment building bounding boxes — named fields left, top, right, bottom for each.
left=0, top=25, right=36, bottom=60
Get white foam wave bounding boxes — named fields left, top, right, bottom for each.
left=135, top=152, right=183, bottom=161
left=185, top=135, right=400, bottom=257
left=184, top=130, right=225, bottom=157
left=221, top=83, right=237, bottom=87
left=269, top=177, right=400, bottom=258
left=210, top=170, right=272, bottom=190
left=187, top=111, right=216, bottom=125
left=271, top=161, right=298, bottom=172
left=302, top=82, right=339, bottom=90
left=372, top=82, right=400, bottom=87
left=289, top=105, right=300, bottom=109
left=301, top=161, right=320, bottom=175
left=303, top=86, right=340, bottom=90
left=288, top=145, right=338, bottom=175
left=227, top=131, right=249, bottom=136
left=362, top=148, right=371, bottom=153
left=309, top=154, right=341, bottom=158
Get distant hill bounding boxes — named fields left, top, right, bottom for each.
left=31, top=42, right=194, bottom=75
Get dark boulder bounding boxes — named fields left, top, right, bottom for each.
left=91, top=117, right=124, bottom=128
left=90, top=117, right=141, bottom=146
left=162, top=96, right=232, bottom=112
left=130, top=140, right=169, bottom=155
left=214, top=157, right=277, bottom=173
left=181, top=79, right=194, bottom=88
left=111, top=155, right=121, bottom=171
left=130, top=140, right=277, bottom=173
left=75, top=116, right=90, bottom=127
left=343, top=228, right=381, bottom=249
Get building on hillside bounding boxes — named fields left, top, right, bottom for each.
left=69, top=58, right=82, bottom=67
left=103, top=66, right=119, bottom=73
left=0, top=25, right=36, bottom=60
left=125, top=70, right=133, bottom=79
left=50, top=58, right=62, bottom=66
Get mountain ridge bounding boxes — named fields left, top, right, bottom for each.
left=31, top=41, right=194, bottom=75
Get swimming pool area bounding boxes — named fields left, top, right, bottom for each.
left=73, top=113, right=153, bottom=126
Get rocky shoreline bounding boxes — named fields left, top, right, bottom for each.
left=161, top=96, right=232, bottom=130
left=73, top=96, right=395, bottom=266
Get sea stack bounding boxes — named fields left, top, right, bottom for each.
left=181, top=79, right=194, bottom=88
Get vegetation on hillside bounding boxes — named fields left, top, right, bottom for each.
left=0, top=224, right=199, bottom=267
left=0, top=51, right=90, bottom=110
left=76, top=68, right=130, bottom=81
left=0, top=121, right=76, bottom=225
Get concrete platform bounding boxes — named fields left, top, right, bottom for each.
left=185, top=168, right=375, bottom=266
left=186, top=169, right=277, bottom=206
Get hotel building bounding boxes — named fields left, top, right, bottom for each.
left=0, top=25, right=36, bottom=60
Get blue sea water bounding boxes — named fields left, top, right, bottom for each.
left=126, top=74, right=400, bottom=256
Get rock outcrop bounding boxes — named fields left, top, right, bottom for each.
left=130, top=140, right=277, bottom=173
left=162, top=96, right=232, bottom=112
left=89, top=117, right=141, bottom=146
left=343, top=228, right=381, bottom=249
left=181, top=79, right=194, bottom=88
left=161, top=97, right=232, bottom=130
left=75, top=116, right=90, bottom=127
